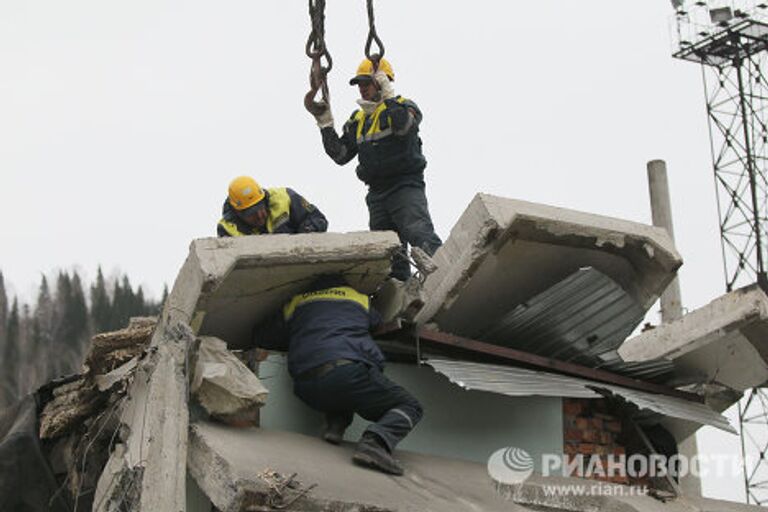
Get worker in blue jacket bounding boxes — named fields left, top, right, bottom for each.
left=253, top=275, right=422, bottom=476
left=311, top=58, right=442, bottom=280
left=217, top=176, right=328, bottom=237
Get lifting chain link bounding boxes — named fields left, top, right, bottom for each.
left=304, top=0, right=333, bottom=116
left=365, top=0, right=385, bottom=69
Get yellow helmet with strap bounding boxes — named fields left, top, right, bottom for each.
left=349, top=57, right=395, bottom=85
left=228, top=176, right=265, bottom=210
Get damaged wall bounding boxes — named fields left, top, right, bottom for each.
left=257, top=355, right=564, bottom=470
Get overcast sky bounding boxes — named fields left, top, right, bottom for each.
left=0, top=0, right=755, bottom=503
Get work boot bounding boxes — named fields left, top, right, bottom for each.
left=352, top=433, right=404, bottom=476
left=322, top=415, right=349, bottom=445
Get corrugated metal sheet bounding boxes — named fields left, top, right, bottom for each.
left=597, top=384, right=736, bottom=434
left=477, top=267, right=645, bottom=366
left=427, top=358, right=736, bottom=434
left=474, top=267, right=674, bottom=382
left=599, top=356, right=676, bottom=382
left=427, top=359, right=601, bottom=399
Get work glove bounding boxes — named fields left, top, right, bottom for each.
left=374, top=70, right=395, bottom=100
left=313, top=101, right=335, bottom=129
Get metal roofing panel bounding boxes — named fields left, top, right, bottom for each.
left=598, top=351, right=675, bottom=382
left=476, top=268, right=646, bottom=367
left=427, top=359, right=601, bottom=399
left=427, top=358, right=736, bottom=434
left=598, top=384, right=737, bottom=434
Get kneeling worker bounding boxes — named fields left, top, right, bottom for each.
left=217, top=176, right=328, bottom=237
left=253, top=275, right=423, bottom=475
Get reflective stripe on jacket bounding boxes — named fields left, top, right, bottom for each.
left=280, top=285, right=384, bottom=378
left=320, top=96, right=427, bottom=191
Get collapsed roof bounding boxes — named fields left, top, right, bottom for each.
left=13, top=193, right=763, bottom=511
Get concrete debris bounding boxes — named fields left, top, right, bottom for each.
left=619, top=285, right=768, bottom=393
left=415, top=194, right=682, bottom=340
left=373, top=277, right=426, bottom=323
left=94, top=357, right=139, bottom=392
left=93, top=321, right=195, bottom=512
left=191, top=336, right=269, bottom=424
left=84, top=319, right=156, bottom=375
left=410, top=246, right=438, bottom=277
left=39, top=319, right=156, bottom=440
left=35, top=318, right=157, bottom=510
left=39, top=378, right=104, bottom=440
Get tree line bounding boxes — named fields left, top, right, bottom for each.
left=0, top=268, right=166, bottom=409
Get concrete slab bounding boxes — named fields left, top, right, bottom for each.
left=415, top=194, right=682, bottom=340
left=188, top=422, right=526, bottom=512
left=169, top=232, right=400, bottom=349
left=505, top=475, right=764, bottom=512
left=188, top=423, right=760, bottom=512
left=619, top=285, right=768, bottom=393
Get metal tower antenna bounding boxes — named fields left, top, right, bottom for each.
left=672, top=0, right=768, bottom=504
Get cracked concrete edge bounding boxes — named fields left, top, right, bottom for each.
left=191, top=231, right=401, bottom=279
left=476, top=193, right=682, bottom=264
left=619, top=285, right=768, bottom=362
left=188, top=424, right=247, bottom=512
left=477, top=193, right=682, bottom=269
left=179, top=232, right=401, bottom=322
left=93, top=325, right=194, bottom=512
left=417, top=193, right=682, bottom=324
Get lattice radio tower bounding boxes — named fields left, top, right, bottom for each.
left=671, top=0, right=768, bottom=504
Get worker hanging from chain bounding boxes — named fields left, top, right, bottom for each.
left=307, top=0, right=442, bottom=282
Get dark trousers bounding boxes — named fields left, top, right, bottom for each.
left=293, top=361, right=423, bottom=452
left=366, top=182, right=442, bottom=280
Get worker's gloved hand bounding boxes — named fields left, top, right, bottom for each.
left=374, top=70, right=395, bottom=100
left=313, top=101, right=334, bottom=129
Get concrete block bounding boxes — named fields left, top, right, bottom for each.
left=619, top=285, right=768, bottom=392
left=191, top=336, right=268, bottom=420
left=173, top=232, right=400, bottom=349
left=415, top=194, right=682, bottom=338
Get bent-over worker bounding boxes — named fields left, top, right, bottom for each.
left=253, top=275, right=423, bottom=476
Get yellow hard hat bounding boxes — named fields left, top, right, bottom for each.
left=349, top=57, right=395, bottom=85
left=228, top=176, right=265, bottom=211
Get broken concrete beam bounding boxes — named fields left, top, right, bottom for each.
left=415, top=194, right=682, bottom=339
left=619, top=285, right=768, bottom=392
left=191, top=336, right=268, bottom=423
left=173, top=231, right=400, bottom=349
left=93, top=322, right=195, bottom=512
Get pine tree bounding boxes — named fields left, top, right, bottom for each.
left=90, top=267, right=111, bottom=334
left=0, top=271, right=7, bottom=346
left=1, top=298, right=20, bottom=406
left=70, top=272, right=88, bottom=342
left=52, top=271, right=89, bottom=377
left=34, top=276, right=56, bottom=383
